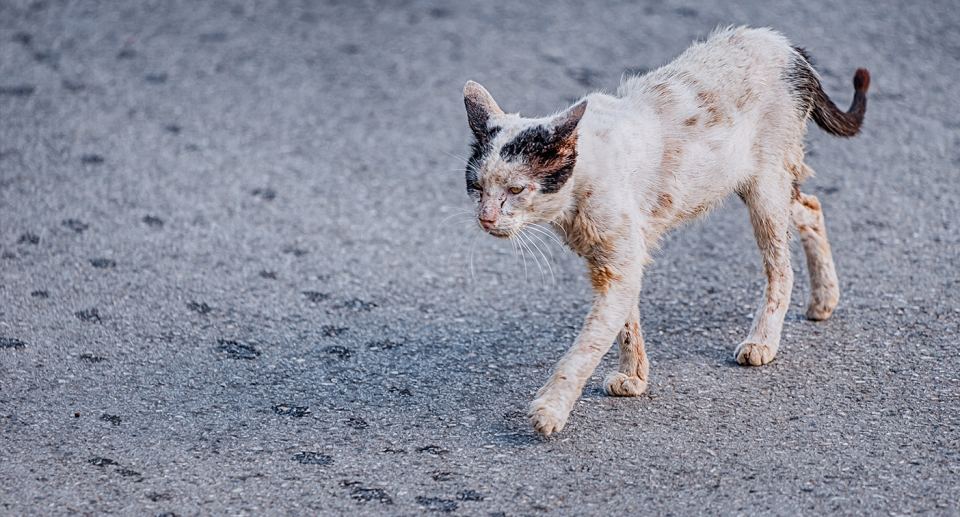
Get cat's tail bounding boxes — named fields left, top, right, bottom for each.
left=790, top=48, right=870, bottom=137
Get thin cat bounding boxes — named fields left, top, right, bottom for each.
left=461, top=27, right=869, bottom=435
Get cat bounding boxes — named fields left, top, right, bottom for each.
left=461, top=26, right=869, bottom=435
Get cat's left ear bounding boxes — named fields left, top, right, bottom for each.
left=464, top=81, right=504, bottom=138
left=550, top=100, right=588, bottom=142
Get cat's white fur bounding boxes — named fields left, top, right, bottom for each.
left=462, top=27, right=868, bottom=435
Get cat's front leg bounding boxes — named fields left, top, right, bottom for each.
left=529, top=260, right=642, bottom=435
left=603, top=303, right=649, bottom=397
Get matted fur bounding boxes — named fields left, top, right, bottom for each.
left=462, top=26, right=868, bottom=435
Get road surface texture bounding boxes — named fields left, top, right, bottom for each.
left=1, top=0, right=958, bottom=515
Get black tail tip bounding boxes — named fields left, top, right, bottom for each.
left=853, top=68, right=870, bottom=93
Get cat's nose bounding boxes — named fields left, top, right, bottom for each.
left=479, top=217, right=496, bottom=229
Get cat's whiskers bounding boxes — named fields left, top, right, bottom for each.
left=520, top=229, right=557, bottom=287
left=524, top=223, right=564, bottom=253
left=516, top=233, right=547, bottom=284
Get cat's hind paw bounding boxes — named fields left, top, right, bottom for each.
left=734, top=341, right=777, bottom=366
left=603, top=372, right=648, bottom=397
left=528, top=398, right=569, bottom=436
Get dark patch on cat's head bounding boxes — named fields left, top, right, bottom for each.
left=500, top=101, right=586, bottom=194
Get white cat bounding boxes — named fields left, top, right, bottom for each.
left=462, top=26, right=869, bottom=435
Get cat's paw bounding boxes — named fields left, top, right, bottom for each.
left=805, top=288, right=839, bottom=321
left=603, top=372, right=648, bottom=397
left=734, top=341, right=777, bottom=366
left=528, top=397, right=569, bottom=436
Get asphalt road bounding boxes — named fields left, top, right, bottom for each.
left=1, top=0, right=958, bottom=515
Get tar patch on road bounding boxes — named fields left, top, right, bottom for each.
left=88, top=457, right=119, bottom=467
left=31, top=290, right=49, bottom=298
left=272, top=404, right=309, bottom=417
left=100, top=414, right=122, bottom=425
left=333, top=299, right=377, bottom=311
left=347, top=417, right=368, bottom=430
left=79, top=353, right=106, bottom=362
left=142, top=215, right=164, bottom=227
left=322, top=345, right=351, bottom=359
left=80, top=154, right=104, bottom=164
left=368, top=340, right=403, bottom=350
left=62, top=219, right=89, bottom=233
left=342, top=481, right=393, bottom=505
left=293, top=452, right=333, bottom=465
left=0, top=337, right=26, bottom=349
left=89, top=258, right=116, bottom=269
left=252, top=188, right=276, bottom=200
left=259, top=270, right=278, bottom=280
left=17, top=232, right=39, bottom=245
left=321, top=325, right=348, bottom=336
left=75, top=308, right=101, bottom=322
left=302, top=291, right=329, bottom=303
left=216, top=340, right=260, bottom=359
left=186, top=301, right=212, bottom=314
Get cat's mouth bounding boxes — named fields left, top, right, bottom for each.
left=484, top=227, right=513, bottom=239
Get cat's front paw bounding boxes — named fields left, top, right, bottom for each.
left=603, top=372, right=648, bottom=396
left=528, top=397, right=569, bottom=436
left=734, top=341, right=778, bottom=366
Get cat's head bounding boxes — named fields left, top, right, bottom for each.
left=463, top=81, right=586, bottom=238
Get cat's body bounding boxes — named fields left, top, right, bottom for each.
left=462, top=27, right=868, bottom=435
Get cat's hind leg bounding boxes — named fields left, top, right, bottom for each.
left=735, top=177, right=795, bottom=366
left=790, top=185, right=840, bottom=320
left=603, top=303, right=649, bottom=396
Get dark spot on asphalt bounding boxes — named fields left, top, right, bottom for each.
left=816, top=185, right=840, bottom=195
left=302, top=291, right=329, bottom=303
left=81, top=154, right=104, bottom=164
left=388, top=386, right=413, bottom=396
left=416, top=445, right=449, bottom=455
left=566, top=67, right=602, bottom=87
left=187, top=301, right=212, bottom=314
left=429, top=7, right=450, bottom=18
left=431, top=471, right=455, bottom=481
left=321, top=325, right=348, bottom=336
left=0, top=85, right=35, bottom=96
left=675, top=7, right=698, bottom=17
left=457, top=490, right=484, bottom=501
left=62, top=219, right=89, bottom=233
left=90, top=258, right=116, bottom=269
left=252, top=188, right=276, bottom=200
left=142, top=215, right=164, bottom=227
left=31, top=290, right=49, bottom=298
left=17, top=232, right=39, bottom=245
left=347, top=417, right=368, bottom=429
left=33, top=50, right=58, bottom=66
left=340, top=44, right=360, bottom=55
left=368, top=340, right=403, bottom=350
left=335, top=299, right=377, bottom=311
left=115, top=468, right=141, bottom=478
left=293, top=452, right=333, bottom=465
left=272, top=404, right=309, bottom=417
left=13, top=33, right=31, bottom=45
left=88, top=457, right=119, bottom=467
left=216, top=340, right=260, bottom=360
left=100, top=414, right=122, bottom=425
left=350, top=486, right=393, bottom=504
left=144, top=73, right=168, bottom=84
left=146, top=492, right=172, bottom=502
left=62, top=79, right=85, bottom=91
left=283, top=247, right=308, bottom=257
left=2, top=252, right=17, bottom=259
left=0, top=337, right=26, bottom=349
left=76, top=308, right=101, bottom=322
left=259, top=270, right=278, bottom=280
left=199, top=32, right=227, bottom=43
left=79, top=353, right=106, bottom=362
left=381, top=447, right=406, bottom=453
left=322, top=345, right=351, bottom=359
left=415, top=496, right=457, bottom=512
left=116, top=48, right=135, bottom=59
left=164, top=124, right=181, bottom=134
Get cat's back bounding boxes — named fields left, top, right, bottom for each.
left=618, top=26, right=796, bottom=112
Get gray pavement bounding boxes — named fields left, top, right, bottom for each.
left=1, top=0, right=958, bottom=515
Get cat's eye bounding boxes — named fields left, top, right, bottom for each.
left=509, top=186, right=524, bottom=195
left=470, top=183, right=483, bottom=192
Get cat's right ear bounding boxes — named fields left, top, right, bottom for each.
left=464, top=81, right=504, bottom=139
